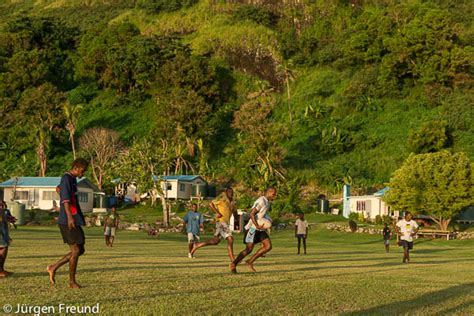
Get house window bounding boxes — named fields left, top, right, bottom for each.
left=162, top=183, right=172, bottom=191
left=43, top=191, right=59, bottom=201
left=179, top=183, right=186, bottom=192
left=77, top=192, right=88, bottom=203
left=356, top=201, right=366, bottom=211
left=14, top=191, right=28, bottom=200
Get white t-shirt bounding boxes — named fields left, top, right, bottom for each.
left=245, top=196, right=271, bottom=230
left=295, top=219, right=308, bottom=235
left=396, top=219, right=419, bottom=242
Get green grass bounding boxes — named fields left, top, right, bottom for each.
left=1, top=226, right=473, bottom=315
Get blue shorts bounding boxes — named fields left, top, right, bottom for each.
left=296, top=234, right=306, bottom=239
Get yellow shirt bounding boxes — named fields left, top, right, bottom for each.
left=212, top=193, right=236, bottom=224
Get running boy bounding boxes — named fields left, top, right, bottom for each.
left=183, top=204, right=204, bottom=258
left=395, top=212, right=419, bottom=263
left=382, top=223, right=391, bottom=253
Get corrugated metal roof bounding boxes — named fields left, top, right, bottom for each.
left=0, top=176, right=89, bottom=188
left=152, top=175, right=203, bottom=182
left=374, top=187, right=390, bottom=197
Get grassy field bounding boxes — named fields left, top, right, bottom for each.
left=1, top=226, right=473, bottom=315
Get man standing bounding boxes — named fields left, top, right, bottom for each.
left=104, top=207, right=119, bottom=247
left=191, top=187, right=237, bottom=262
left=230, top=187, right=277, bottom=273
left=395, top=212, right=419, bottom=263
left=183, top=203, right=204, bottom=258
left=47, top=158, right=88, bottom=288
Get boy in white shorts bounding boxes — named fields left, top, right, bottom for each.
left=183, top=204, right=204, bottom=258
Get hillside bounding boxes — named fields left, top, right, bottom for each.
left=0, top=0, right=473, bottom=197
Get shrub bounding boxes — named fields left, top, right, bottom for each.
left=349, top=220, right=358, bottom=232
left=375, top=215, right=383, bottom=225
left=382, top=215, right=392, bottom=224
left=348, top=212, right=359, bottom=221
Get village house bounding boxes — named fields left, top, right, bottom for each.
left=0, top=177, right=103, bottom=212
left=155, top=175, right=209, bottom=200
left=349, top=187, right=400, bottom=220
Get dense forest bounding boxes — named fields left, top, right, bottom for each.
left=0, top=0, right=472, bottom=202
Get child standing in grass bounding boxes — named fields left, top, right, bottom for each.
left=382, top=223, right=391, bottom=253
left=295, top=213, right=309, bottom=255
left=104, top=207, right=119, bottom=247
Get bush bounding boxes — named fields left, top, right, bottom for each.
left=348, top=212, right=359, bottom=221
left=375, top=215, right=383, bottom=225
left=382, top=215, right=392, bottom=224
left=349, top=220, right=358, bottom=232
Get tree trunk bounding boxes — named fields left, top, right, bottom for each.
left=160, top=194, right=169, bottom=227
left=70, top=132, right=76, bottom=160
left=430, top=216, right=451, bottom=231
left=37, top=135, right=47, bottom=177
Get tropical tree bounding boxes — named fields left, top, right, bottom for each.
left=18, top=83, right=64, bottom=176
left=113, top=138, right=173, bottom=226
left=79, top=127, right=122, bottom=189
left=63, top=101, right=83, bottom=159
left=384, top=151, right=474, bottom=230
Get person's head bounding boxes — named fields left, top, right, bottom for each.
left=0, top=200, right=6, bottom=209
left=111, top=206, right=116, bottom=213
left=265, top=186, right=277, bottom=201
left=299, top=213, right=304, bottom=220
left=191, top=203, right=198, bottom=212
left=384, top=223, right=388, bottom=228
left=70, top=158, right=89, bottom=177
left=225, top=187, right=233, bottom=200
left=404, top=211, right=413, bottom=221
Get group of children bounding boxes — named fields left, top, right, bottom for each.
left=184, top=202, right=420, bottom=264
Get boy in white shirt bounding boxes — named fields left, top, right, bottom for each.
left=295, top=213, right=308, bottom=254
left=395, top=212, right=419, bottom=263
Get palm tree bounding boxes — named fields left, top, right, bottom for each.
left=63, top=101, right=83, bottom=159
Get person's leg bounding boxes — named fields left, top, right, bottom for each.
left=105, top=235, right=109, bottom=246
left=229, top=243, right=254, bottom=273
left=109, top=228, right=116, bottom=247
left=0, top=247, right=10, bottom=277
left=297, top=237, right=301, bottom=254
left=303, top=237, right=307, bottom=254
left=226, top=236, right=235, bottom=262
left=246, top=238, right=272, bottom=272
left=191, top=236, right=220, bottom=256
left=47, top=246, right=73, bottom=285
left=69, top=243, right=85, bottom=288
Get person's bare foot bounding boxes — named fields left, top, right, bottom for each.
left=245, top=260, right=256, bottom=272
left=190, top=244, right=197, bottom=256
left=229, top=262, right=237, bottom=274
left=47, top=265, right=56, bottom=285
left=0, top=270, right=12, bottom=277
left=69, top=282, right=82, bottom=289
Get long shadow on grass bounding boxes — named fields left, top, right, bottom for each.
left=345, top=282, right=474, bottom=315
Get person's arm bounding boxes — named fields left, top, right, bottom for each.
left=209, top=201, right=222, bottom=218
left=394, top=224, right=401, bottom=236
left=412, top=222, right=419, bottom=237
left=305, top=222, right=308, bottom=238
left=250, top=207, right=263, bottom=230
left=199, top=214, right=204, bottom=231
left=294, top=223, right=297, bottom=237
left=115, top=215, right=119, bottom=227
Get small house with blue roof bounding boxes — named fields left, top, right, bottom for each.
left=0, top=177, right=101, bottom=212
left=153, top=175, right=208, bottom=200
left=349, top=187, right=401, bottom=220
